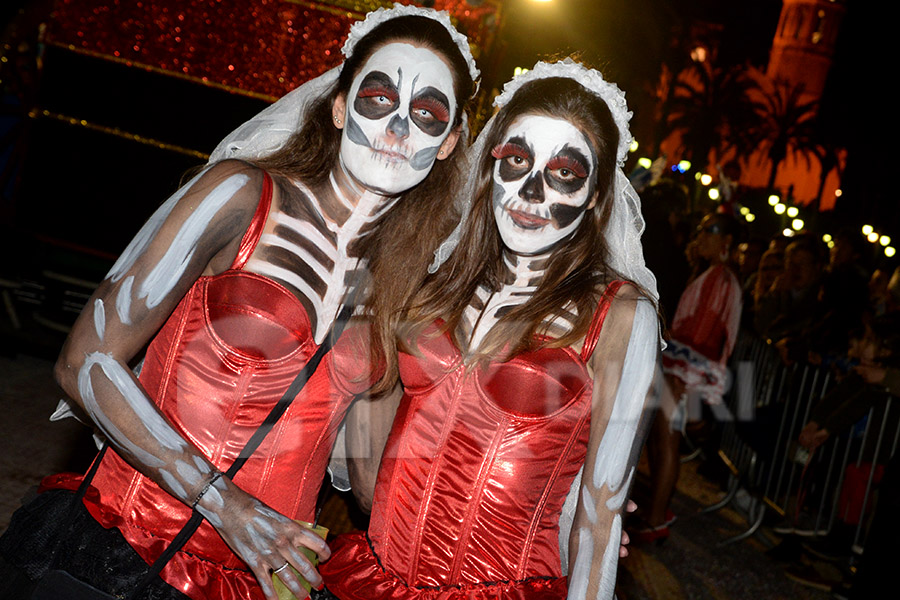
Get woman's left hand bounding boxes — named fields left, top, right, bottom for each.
left=195, top=480, right=331, bottom=600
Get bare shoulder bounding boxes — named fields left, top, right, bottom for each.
left=602, top=281, right=655, bottom=317
left=193, top=159, right=266, bottom=210
left=588, top=281, right=659, bottom=362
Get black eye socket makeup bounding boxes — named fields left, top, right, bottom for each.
left=354, top=71, right=400, bottom=120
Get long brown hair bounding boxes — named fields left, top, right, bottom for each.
left=405, top=77, right=632, bottom=362
left=253, top=16, right=474, bottom=393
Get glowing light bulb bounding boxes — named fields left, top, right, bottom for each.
left=700, top=174, right=713, bottom=186
left=768, top=195, right=780, bottom=206
left=862, top=224, right=874, bottom=236
left=786, top=206, right=799, bottom=218
left=746, top=213, right=756, bottom=222
left=774, top=203, right=786, bottom=215
left=887, top=247, right=897, bottom=258
left=740, top=206, right=750, bottom=215
left=822, top=234, right=832, bottom=243
left=792, top=219, right=804, bottom=230
left=629, top=139, right=639, bottom=152
left=638, top=157, right=652, bottom=169
left=783, top=229, right=794, bottom=237
left=868, top=232, right=880, bottom=243
left=880, top=235, right=891, bottom=246
left=708, top=188, right=720, bottom=200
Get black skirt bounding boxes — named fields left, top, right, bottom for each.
left=0, top=489, right=189, bottom=600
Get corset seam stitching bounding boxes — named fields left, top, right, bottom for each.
left=448, top=413, right=508, bottom=582
left=406, top=372, right=465, bottom=583
left=518, top=391, right=592, bottom=578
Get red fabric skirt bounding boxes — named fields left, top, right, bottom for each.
left=321, top=532, right=568, bottom=600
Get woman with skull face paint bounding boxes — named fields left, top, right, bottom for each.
left=0, top=7, right=475, bottom=600
left=320, top=60, right=661, bottom=600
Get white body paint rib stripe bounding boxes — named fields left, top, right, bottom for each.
left=246, top=261, right=325, bottom=321
left=267, top=213, right=338, bottom=259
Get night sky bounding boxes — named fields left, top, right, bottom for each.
left=497, top=0, right=889, bottom=231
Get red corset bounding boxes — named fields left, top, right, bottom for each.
left=51, top=173, right=356, bottom=600
left=322, top=282, right=623, bottom=600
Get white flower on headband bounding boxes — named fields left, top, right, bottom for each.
left=341, top=2, right=480, bottom=85
left=494, top=58, right=633, bottom=168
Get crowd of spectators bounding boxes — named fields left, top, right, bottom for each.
left=633, top=178, right=897, bottom=597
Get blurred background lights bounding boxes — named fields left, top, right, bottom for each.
left=629, top=139, right=639, bottom=152
left=768, top=194, right=780, bottom=206
left=637, top=157, right=652, bottom=169
left=827, top=241, right=835, bottom=249
left=774, top=203, right=786, bottom=214
left=745, top=213, right=756, bottom=223
left=862, top=224, right=874, bottom=235
left=786, top=206, right=799, bottom=218
left=887, top=247, right=897, bottom=258
left=783, top=229, right=794, bottom=237
left=880, top=235, right=892, bottom=246
left=868, top=232, right=880, bottom=243
left=513, top=66, right=530, bottom=77
left=740, top=206, right=750, bottom=215
left=700, top=174, right=713, bottom=186
left=792, top=218, right=804, bottom=230
left=822, top=233, right=832, bottom=243
left=708, top=188, right=720, bottom=200
left=835, top=189, right=843, bottom=197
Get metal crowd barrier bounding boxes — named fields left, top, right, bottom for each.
left=702, top=331, right=899, bottom=555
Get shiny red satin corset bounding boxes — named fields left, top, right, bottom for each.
left=81, top=173, right=356, bottom=598
left=367, top=321, right=608, bottom=588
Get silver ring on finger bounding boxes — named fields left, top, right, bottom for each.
left=273, top=561, right=291, bottom=575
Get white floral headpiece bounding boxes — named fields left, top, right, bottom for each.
left=341, top=3, right=480, bottom=85
left=494, top=58, right=633, bottom=169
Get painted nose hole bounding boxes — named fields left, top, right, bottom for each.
left=387, top=114, right=410, bottom=139
left=519, top=172, right=544, bottom=203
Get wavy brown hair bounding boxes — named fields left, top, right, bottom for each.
left=251, top=15, right=474, bottom=393
left=404, top=77, right=642, bottom=363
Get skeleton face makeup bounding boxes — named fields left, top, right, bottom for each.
left=339, top=43, right=457, bottom=195
left=491, top=115, right=598, bottom=255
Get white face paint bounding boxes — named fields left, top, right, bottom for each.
left=340, top=43, right=456, bottom=195
left=491, top=115, right=597, bottom=255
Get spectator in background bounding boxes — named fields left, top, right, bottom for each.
left=793, top=229, right=869, bottom=369
left=754, top=238, right=825, bottom=362
left=746, top=246, right=784, bottom=329
left=635, top=211, right=743, bottom=542
left=640, top=179, right=692, bottom=322
left=737, top=238, right=765, bottom=288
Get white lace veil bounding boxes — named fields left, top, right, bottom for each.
left=430, top=59, right=660, bottom=314
left=208, top=2, right=479, bottom=164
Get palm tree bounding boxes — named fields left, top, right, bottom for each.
left=750, top=78, right=820, bottom=194
left=663, top=61, right=761, bottom=173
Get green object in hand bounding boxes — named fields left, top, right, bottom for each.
left=272, top=521, right=329, bottom=599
